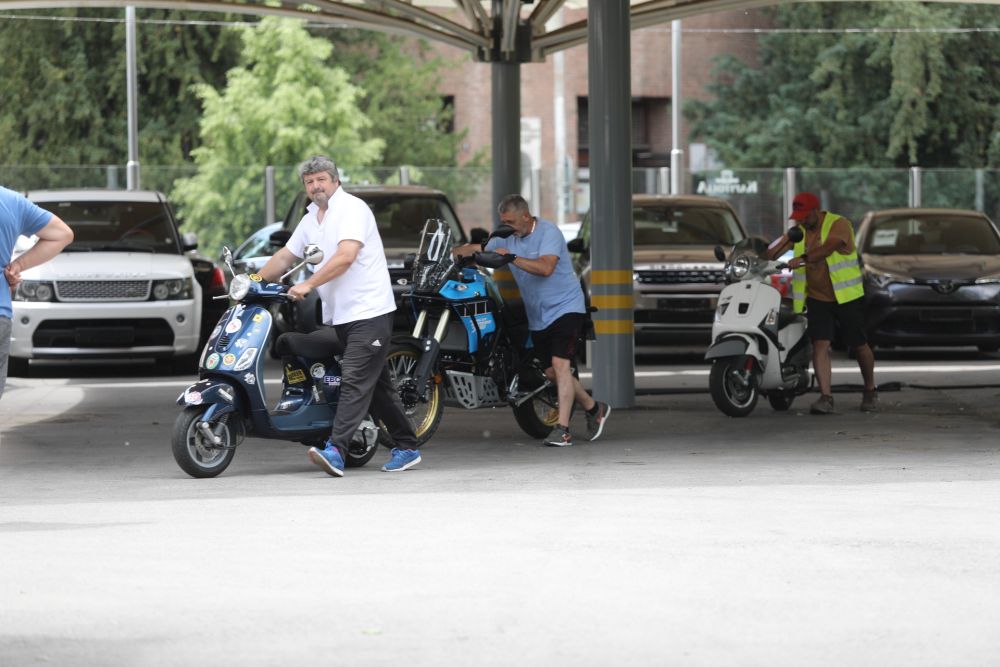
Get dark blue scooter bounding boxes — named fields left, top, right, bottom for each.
left=172, top=245, right=379, bottom=478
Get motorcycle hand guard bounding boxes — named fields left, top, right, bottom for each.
left=473, top=251, right=517, bottom=269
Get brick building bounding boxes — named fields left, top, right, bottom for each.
left=426, top=7, right=768, bottom=226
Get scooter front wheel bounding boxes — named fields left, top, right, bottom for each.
left=709, top=357, right=759, bottom=417
left=172, top=406, right=238, bottom=478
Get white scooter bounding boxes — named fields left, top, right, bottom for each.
left=705, top=229, right=812, bottom=417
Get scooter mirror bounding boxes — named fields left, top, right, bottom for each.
left=221, top=246, right=236, bottom=277
left=787, top=226, right=804, bottom=243
left=714, top=245, right=726, bottom=262
left=302, top=244, right=324, bottom=264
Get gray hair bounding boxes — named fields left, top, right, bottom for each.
left=298, top=155, right=339, bottom=184
left=497, top=194, right=530, bottom=217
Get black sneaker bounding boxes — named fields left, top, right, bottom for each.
left=585, top=401, right=611, bottom=441
left=544, top=426, right=573, bottom=447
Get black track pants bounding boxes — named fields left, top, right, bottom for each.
left=327, top=312, right=418, bottom=454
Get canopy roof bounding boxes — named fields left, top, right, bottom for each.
left=0, top=0, right=781, bottom=60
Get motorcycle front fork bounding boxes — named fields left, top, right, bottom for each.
left=411, top=309, right=450, bottom=397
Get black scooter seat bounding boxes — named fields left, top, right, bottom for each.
left=275, top=327, right=344, bottom=360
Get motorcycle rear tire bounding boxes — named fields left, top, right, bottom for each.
left=172, top=406, right=237, bottom=478
left=385, top=342, right=444, bottom=446
left=510, top=365, right=577, bottom=439
left=709, top=357, right=759, bottom=418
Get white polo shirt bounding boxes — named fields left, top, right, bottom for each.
left=286, top=187, right=396, bottom=325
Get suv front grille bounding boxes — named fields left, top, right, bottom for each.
left=636, top=269, right=724, bottom=285
left=55, top=280, right=151, bottom=302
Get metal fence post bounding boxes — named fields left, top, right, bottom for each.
left=909, top=166, right=922, bottom=208
left=399, top=166, right=410, bottom=185
left=975, top=169, right=985, bottom=212
left=658, top=167, right=670, bottom=194
left=264, top=165, right=276, bottom=226
left=783, top=168, right=797, bottom=222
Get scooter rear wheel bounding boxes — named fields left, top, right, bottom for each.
left=709, top=357, right=759, bottom=417
left=172, top=406, right=237, bottom=478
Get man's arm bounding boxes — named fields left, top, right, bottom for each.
left=4, top=215, right=74, bottom=288
left=287, top=240, right=361, bottom=301
left=256, top=247, right=301, bottom=283
left=496, top=250, right=558, bottom=277
left=798, top=218, right=851, bottom=266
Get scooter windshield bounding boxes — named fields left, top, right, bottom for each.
left=729, top=235, right=771, bottom=261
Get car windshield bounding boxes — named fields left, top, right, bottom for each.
left=47, top=200, right=179, bottom=254
left=865, top=214, right=1000, bottom=255
left=285, top=193, right=465, bottom=247
left=235, top=226, right=277, bottom=260
left=367, top=195, right=464, bottom=246
left=633, top=205, right=746, bottom=246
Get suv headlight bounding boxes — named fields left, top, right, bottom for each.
left=150, top=278, right=194, bottom=300
left=864, top=268, right=913, bottom=288
left=975, top=275, right=1000, bottom=285
left=13, top=280, right=56, bottom=302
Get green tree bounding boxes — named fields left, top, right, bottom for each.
left=318, top=30, right=486, bottom=202
left=0, top=9, right=240, bottom=177
left=687, top=3, right=1000, bottom=169
left=171, top=17, right=383, bottom=251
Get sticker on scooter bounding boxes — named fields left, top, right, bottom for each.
left=310, top=363, right=325, bottom=379
left=225, top=320, right=242, bottom=334
left=205, top=353, right=220, bottom=369
left=222, top=353, right=237, bottom=366
left=249, top=274, right=262, bottom=282
left=286, top=367, right=307, bottom=384
left=253, top=313, right=265, bottom=323
left=323, top=375, right=342, bottom=386
left=243, top=373, right=256, bottom=385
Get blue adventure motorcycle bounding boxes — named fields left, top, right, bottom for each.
left=172, top=245, right=379, bottom=478
left=386, top=220, right=582, bottom=445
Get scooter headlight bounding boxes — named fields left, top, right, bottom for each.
left=229, top=274, right=251, bottom=300
left=731, top=255, right=752, bottom=280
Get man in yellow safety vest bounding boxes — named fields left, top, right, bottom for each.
left=768, top=192, right=878, bottom=414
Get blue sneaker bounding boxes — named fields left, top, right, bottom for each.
left=382, top=448, right=421, bottom=472
left=308, top=442, right=344, bottom=477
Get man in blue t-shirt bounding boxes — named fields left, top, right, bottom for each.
left=460, top=194, right=611, bottom=447
left=1, top=186, right=74, bottom=398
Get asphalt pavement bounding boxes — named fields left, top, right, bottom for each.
left=1, top=357, right=1000, bottom=666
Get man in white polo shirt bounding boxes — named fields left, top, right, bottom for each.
left=258, top=156, right=420, bottom=476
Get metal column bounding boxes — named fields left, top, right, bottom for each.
left=491, top=62, right=521, bottom=227
left=125, top=6, right=140, bottom=190
left=588, top=0, right=634, bottom=408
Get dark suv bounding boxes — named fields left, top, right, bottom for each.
left=234, top=185, right=471, bottom=335
left=570, top=194, right=749, bottom=345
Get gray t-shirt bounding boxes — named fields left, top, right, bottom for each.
left=486, top=218, right=585, bottom=331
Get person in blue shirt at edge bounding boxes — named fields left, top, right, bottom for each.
left=456, top=194, right=611, bottom=447
left=767, top=191, right=878, bottom=415
left=1, top=186, right=74, bottom=400
left=256, top=156, right=421, bottom=475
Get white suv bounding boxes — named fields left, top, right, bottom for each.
left=10, top=189, right=204, bottom=373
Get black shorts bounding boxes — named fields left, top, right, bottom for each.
left=805, top=297, right=868, bottom=348
left=532, top=312, right=586, bottom=364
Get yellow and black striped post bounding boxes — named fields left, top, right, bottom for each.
left=587, top=0, right=635, bottom=408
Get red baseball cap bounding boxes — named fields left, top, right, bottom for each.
left=789, top=192, right=820, bottom=221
